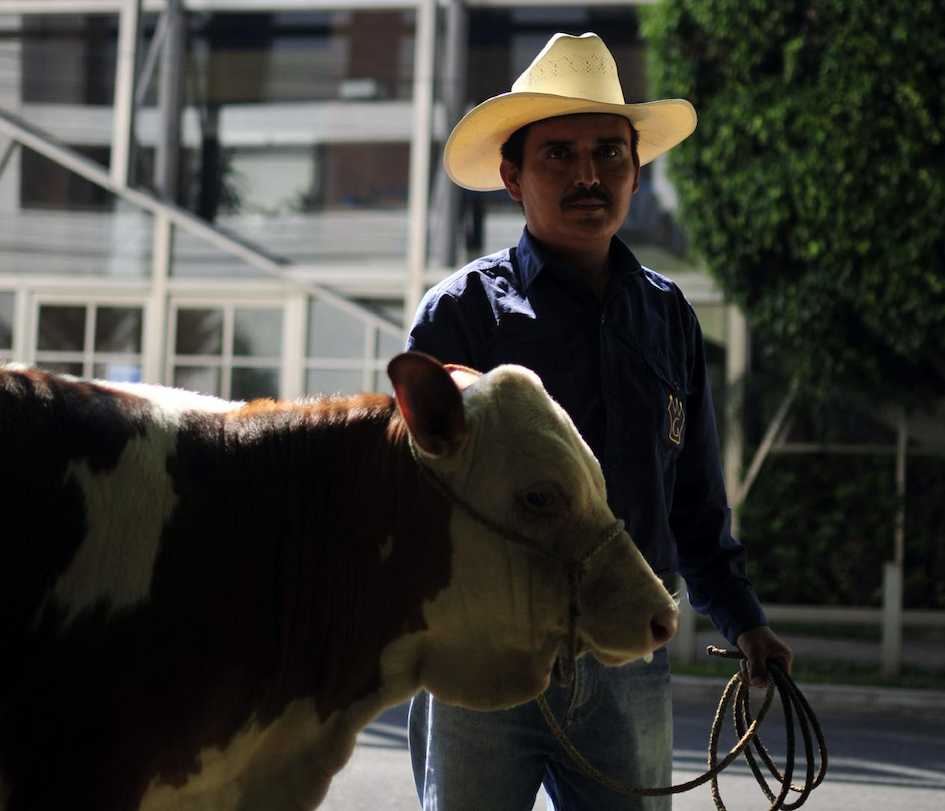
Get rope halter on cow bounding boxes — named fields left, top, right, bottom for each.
left=408, top=438, right=624, bottom=687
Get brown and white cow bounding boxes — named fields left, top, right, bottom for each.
left=0, top=351, right=677, bottom=811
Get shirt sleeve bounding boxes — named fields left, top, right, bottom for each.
left=405, top=281, right=491, bottom=370
left=670, top=309, right=768, bottom=645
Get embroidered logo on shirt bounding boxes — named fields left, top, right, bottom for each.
left=667, top=394, right=685, bottom=445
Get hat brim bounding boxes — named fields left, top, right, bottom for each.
left=443, top=93, right=697, bottom=192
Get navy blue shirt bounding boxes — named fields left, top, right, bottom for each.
left=407, top=228, right=767, bottom=644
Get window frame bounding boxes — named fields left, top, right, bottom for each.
left=166, top=296, right=291, bottom=401
left=28, top=293, right=149, bottom=381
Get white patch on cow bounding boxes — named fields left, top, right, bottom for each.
left=137, top=700, right=346, bottom=811
left=42, top=379, right=242, bottom=628
left=49, top=424, right=180, bottom=626
left=96, top=378, right=241, bottom=414
left=136, top=634, right=430, bottom=811
left=408, top=508, right=564, bottom=711
left=379, top=533, right=394, bottom=563
left=137, top=719, right=261, bottom=811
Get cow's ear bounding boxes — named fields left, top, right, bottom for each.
left=388, top=352, right=469, bottom=458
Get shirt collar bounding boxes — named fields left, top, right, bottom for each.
left=514, top=228, right=644, bottom=293
left=514, top=228, right=546, bottom=292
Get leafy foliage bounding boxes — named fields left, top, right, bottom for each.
left=641, top=0, right=945, bottom=400
left=738, top=455, right=945, bottom=609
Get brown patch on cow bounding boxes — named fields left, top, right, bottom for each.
left=0, top=378, right=453, bottom=810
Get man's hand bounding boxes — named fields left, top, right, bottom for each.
left=735, top=626, right=794, bottom=688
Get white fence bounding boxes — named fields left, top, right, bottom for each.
left=670, top=573, right=944, bottom=676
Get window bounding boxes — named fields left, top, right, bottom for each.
left=185, top=10, right=415, bottom=106
left=169, top=303, right=283, bottom=401
left=32, top=301, right=144, bottom=381
left=20, top=146, right=114, bottom=212
left=319, top=143, right=410, bottom=210
left=21, top=14, right=119, bottom=105
left=305, top=296, right=401, bottom=396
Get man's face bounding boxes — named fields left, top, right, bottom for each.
left=499, top=113, right=640, bottom=258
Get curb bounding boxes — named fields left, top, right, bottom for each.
left=671, top=675, right=945, bottom=719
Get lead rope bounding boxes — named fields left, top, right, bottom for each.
left=536, top=646, right=828, bottom=811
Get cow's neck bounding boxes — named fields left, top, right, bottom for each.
left=174, top=395, right=453, bottom=727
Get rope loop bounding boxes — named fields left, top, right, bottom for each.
left=537, top=646, right=827, bottom=810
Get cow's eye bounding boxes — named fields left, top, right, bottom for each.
left=524, top=490, right=556, bottom=509
left=519, top=483, right=568, bottom=517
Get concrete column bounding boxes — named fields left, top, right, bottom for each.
left=155, top=0, right=185, bottom=202
left=111, top=0, right=142, bottom=187
left=882, top=562, right=904, bottom=677
left=144, top=213, right=172, bottom=384
left=429, top=0, right=468, bottom=269
left=724, top=304, right=748, bottom=536
left=403, top=0, right=437, bottom=334
left=882, top=409, right=908, bottom=676
left=669, top=573, right=697, bottom=665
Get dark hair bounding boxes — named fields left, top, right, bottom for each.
left=500, top=122, right=533, bottom=169
left=500, top=116, right=640, bottom=169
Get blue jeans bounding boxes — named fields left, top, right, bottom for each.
left=409, top=648, right=672, bottom=811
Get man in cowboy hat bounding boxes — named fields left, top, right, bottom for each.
left=406, top=32, right=793, bottom=810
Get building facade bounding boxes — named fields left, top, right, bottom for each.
left=0, top=0, right=741, bottom=414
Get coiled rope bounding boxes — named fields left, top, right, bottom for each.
left=536, top=646, right=828, bottom=810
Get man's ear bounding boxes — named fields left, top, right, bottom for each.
left=500, top=158, right=524, bottom=202
left=388, top=352, right=469, bottom=458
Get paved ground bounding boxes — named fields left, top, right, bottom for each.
left=322, top=691, right=945, bottom=811
left=322, top=630, right=945, bottom=810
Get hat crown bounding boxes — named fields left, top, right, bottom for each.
left=511, top=33, right=625, bottom=105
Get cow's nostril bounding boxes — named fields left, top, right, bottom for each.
left=650, top=607, right=679, bottom=645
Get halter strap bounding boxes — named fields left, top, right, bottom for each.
left=408, top=437, right=625, bottom=686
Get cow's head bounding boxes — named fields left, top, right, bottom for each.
left=389, top=352, right=678, bottom=710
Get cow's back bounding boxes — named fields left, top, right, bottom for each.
left=0, top=366, right=454, bottom=811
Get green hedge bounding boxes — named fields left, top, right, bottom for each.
left=740, top=455, right=945, bottom=609
left=641, top=0, right=945, bottom=611
left=641, top=0, right=945, bottom=401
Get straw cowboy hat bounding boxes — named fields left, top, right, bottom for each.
left=443, top=32, right=697, bottom=192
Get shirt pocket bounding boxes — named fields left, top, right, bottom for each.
left=641, top=347, right=692, bottom=459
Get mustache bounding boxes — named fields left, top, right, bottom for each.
left=560, top=187, right=612, bottom=207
